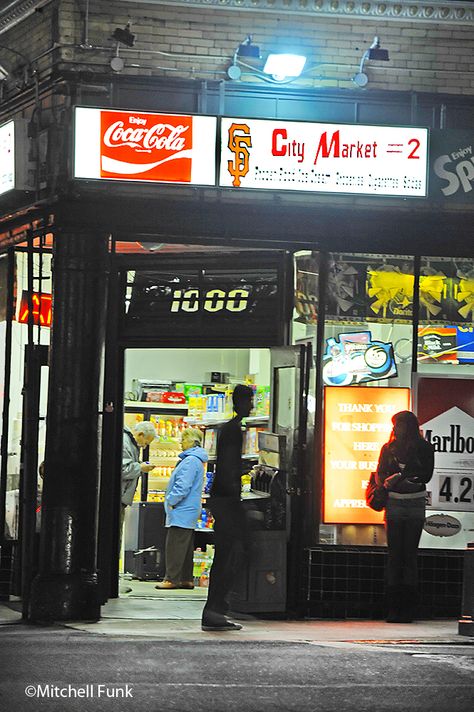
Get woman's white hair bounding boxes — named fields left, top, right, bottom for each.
left=133, top=421, right=156, bottom=439
left=182, top=427, right=203, bottom=446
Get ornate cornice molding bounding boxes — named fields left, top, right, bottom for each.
left=1, top=0, right=473, bottom=35
left=147, top=0, right=474, bottom=24
left=0, top=0, right=53, bottom=35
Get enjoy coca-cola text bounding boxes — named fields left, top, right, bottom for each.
left=103, top=121, right=189, bottom=152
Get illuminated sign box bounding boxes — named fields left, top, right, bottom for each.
left=220, top=118, right=428, bottom=197
left=73, top=107, right=217, bottom=186
left=0, top=119, right=32, bottom=196
left=18, top=291, right=52, bottom=327
left=323, top=385, right=410, bottom=524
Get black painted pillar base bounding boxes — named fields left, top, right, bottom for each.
left=458, top=543, right=474, bottom=637
left=28, top=570, right=100, bottom=624
left=28, top=231, right=108, bottom=623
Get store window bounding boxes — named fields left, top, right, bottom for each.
left=416, top=256, right=474, bottom=551
left=319, top=253, right=474, bottom=550
left=293, top=251, right=318, bottom=346
left=418, top=256, right=474, bottom=372
left=321, top=253, right=415, bottom=546
left=3, top=250, right=51, bottom=541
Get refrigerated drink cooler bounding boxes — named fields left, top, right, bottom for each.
left=123, top=502, right=167, bottom=580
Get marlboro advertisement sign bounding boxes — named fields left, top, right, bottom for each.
left=73, top=107, right=217, bottom=185
left=415, top=376, right=474, bottom=512
left=219, top=118, right=428, bottom=197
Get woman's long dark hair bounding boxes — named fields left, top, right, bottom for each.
left=389, top=410, right=423, bottom=461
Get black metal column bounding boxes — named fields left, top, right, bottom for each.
left=28, top=231, right=109, bottom=623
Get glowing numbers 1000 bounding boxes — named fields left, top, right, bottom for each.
left=170, top=288, right=250, bottom=313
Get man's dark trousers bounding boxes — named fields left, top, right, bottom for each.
left=203, top=496, right=248, bottom=617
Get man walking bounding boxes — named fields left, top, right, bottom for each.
left=202, top=384, right=254, bottom=632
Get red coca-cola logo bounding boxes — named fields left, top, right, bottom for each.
left=100, top=110, right=193, bottom=182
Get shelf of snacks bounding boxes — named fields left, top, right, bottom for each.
left=124, top=400, right=188, bottom=411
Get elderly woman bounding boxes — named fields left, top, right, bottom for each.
left=156, top=427, right=208, bottom=590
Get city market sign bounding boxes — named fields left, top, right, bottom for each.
left=73, top=107, right=217, bottom=186
left=220, top=118, right=428, bottom=197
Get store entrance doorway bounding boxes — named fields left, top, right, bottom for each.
left=118, top=347, right=272, bottom=603
left=96, top=248, right=310, bottom=614
left=98, top=345, right=311, bottom=618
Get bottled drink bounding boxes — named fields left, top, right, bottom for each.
left=193, top=549, right=203, bottom=587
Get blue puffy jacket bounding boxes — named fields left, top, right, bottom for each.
left=164, top=446, right=208, bottom=529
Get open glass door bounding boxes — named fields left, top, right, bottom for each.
left=270, top=344, right=312, bottom=614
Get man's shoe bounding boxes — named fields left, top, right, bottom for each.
left=202, top=619, right=243, bottom=632
left=119, top=584, right=132, bottom=594
left=180, top=581, right=195, bottom=590
left=155, top=580, right=178, bottom=590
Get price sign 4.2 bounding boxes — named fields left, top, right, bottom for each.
left=430, top=471, right=474, bottom=511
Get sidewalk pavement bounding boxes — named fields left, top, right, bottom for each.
left=1, top=581, right=470, bottom=644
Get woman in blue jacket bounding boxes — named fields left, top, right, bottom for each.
left=156, top=427, right=208, bottom=590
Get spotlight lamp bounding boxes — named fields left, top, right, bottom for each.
left=263, top=53, right=307, bottom=81
left=353, top=36, right=389, bottom=88
left=237, top=35, right=261, bottom=59
left=111, top=23, right=136, bottom=48
left=110, top=23, right=136, bottom=72
left=227, top=35, right=261, bottom=80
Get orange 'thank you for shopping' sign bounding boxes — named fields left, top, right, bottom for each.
left=100, top=111, right=193, bottom=182
left=323, top=386, right=410, bottom=524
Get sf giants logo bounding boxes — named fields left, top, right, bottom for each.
left=227, top=123, right=252, bottom=187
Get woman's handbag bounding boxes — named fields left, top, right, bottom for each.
left=365, top=471, right=388, bottom=511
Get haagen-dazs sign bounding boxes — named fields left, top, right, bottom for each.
left=73, top=107, right=217, bottom=186
left=431, top=130, right=474, bottom=202
left=424, top=514, right=462, bottom=538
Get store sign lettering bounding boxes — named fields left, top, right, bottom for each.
left=418, top=399, right=474, bottom=513
left=221, top=118, right=428, bottom=197
left=433, top=143, right=474, bottom=196
left=170, top=288, right=250, bottom=313
left=0, top=120, right=15, bottom=196
left=73, top=107, right=217, bottom=186
left=425, top=424, right=474, bottom=454
left=323, top=386, right=410, bottom=525
left=18, top=291, right=52, bottom=327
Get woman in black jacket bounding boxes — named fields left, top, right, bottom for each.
left=376, top=410, right=434, bottom=623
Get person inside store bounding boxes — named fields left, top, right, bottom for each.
left=120, top=421, right=156, bottom=593
left=156, top=427, right=209, bottom=590
left=376, top=410, right=435, bottom=623
left=201, top=383, right=254, bottom=632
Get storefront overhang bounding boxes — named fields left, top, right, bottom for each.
left=1, top=187, right=473, bottom=256
left=55, top=187, right=474, bottom=257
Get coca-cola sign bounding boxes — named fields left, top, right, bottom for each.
left=73, top=107, right=217, bottom=185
